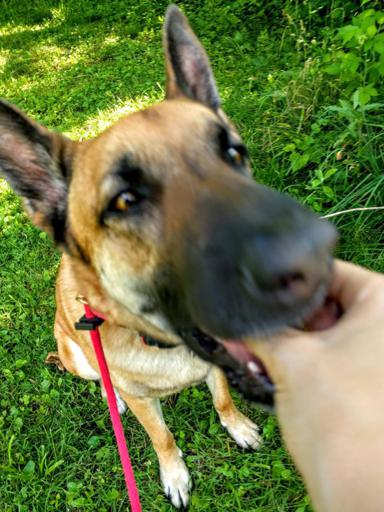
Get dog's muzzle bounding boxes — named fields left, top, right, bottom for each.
left=164, top=175, right=338, bottom=406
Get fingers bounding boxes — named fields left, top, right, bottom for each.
left=324, top=260, right=383, bottom=333
left=329, top=259, right=382, bottom=309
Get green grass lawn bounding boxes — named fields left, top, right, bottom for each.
left=0, top=1, right=383, bottom=511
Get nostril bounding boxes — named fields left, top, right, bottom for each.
left=279, top=271, right=305, bottom=291
left=265, top=270, right=310, bottom=303
left=239, top=263, right=309, bottom=297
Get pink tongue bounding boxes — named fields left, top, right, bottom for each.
left=221, top=339, right=254, bottom=365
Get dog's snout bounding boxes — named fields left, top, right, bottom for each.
left=240, top=218, right=337, bottom=304
left=170, top=176, right=337, bottom=338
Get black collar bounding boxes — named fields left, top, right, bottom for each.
left=141, top=333, right=179, bottom=349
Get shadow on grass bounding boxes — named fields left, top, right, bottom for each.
left=0, top=0, right=176, bottom=133
left=0, top=0, right=273, bottom=135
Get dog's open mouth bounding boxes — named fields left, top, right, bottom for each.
left=181, top=297, right=342, bottom=409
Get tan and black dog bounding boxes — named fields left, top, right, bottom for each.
left=0, top=5, right=336, bottom=508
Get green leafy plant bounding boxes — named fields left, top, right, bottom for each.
left=324, top=8, right=384, bottom=107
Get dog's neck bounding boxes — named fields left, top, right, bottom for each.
left=62, top=253, right=181, bottom=345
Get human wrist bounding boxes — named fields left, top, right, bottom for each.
left=296, top=409, right=384, bottom=512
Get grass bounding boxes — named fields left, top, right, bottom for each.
left=0, top=1, right=383, bottom=511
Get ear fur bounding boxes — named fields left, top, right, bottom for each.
left=163, top=5, right=220, bottom=110
left=0, top=100, right=75, bottom=245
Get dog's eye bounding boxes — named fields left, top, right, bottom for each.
left=218, top=127, right=248, bottom=168
left=227, top=146, right=243, bottom=166
left=113, top=190, right=142, bottom=212
left=226, top=145, right=248, bottom=167
left=102, top=185, right=151, bottom=223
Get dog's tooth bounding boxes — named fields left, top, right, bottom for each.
left=247, top=361, right=261, bottom=374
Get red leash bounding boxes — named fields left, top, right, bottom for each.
left=76, top=303, right=142, bottom=512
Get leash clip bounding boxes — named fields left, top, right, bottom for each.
left=75, top=314, right=104, bottom=331
left=74, top=296, right=107, bottom=331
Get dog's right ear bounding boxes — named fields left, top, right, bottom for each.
left=163, top=5, right=220, bottom=110
left=0, top=100, right=75, bottom=245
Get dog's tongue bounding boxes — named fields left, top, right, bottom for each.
left=221, top=339, right=254, bottom=364
left=221, top=339, right=266, bottom=375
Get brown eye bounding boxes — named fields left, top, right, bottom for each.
left=115, top=190, right=139, bottom=212
left=227, top=146, right=246, bottom=166
left=227, top=147, right=242, bottom=164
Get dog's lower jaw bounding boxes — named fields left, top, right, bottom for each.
left=179, top=328, right=275, bottom=408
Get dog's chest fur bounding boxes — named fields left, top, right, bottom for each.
left=102, top=333, right=210, bottom=397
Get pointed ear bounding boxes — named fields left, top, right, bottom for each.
left=0, top=100, right=75, bottom=246
left=163, top=5, right=220, bottom=110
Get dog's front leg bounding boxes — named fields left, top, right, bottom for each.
left=206, top=367, right=262, bottom=449
left=119, top=392, right=191, bottom=509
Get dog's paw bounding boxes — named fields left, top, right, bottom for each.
left=221, top=412, right=261, bottom=450
left=101, top=386, right=127, bottom=415
left=161, top=451, right=191, bottom=509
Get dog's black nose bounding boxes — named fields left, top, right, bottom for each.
left=239, top=218, right=336, bottom=305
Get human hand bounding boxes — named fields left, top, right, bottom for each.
left=246, top=260, right=384, bottom=512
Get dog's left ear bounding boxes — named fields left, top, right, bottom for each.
left=0, top=100, right=75, bottom=245
left=163, top=5, right=220, bottom=110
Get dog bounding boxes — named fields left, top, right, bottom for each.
left=0, top=5, right=336, bottom=508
